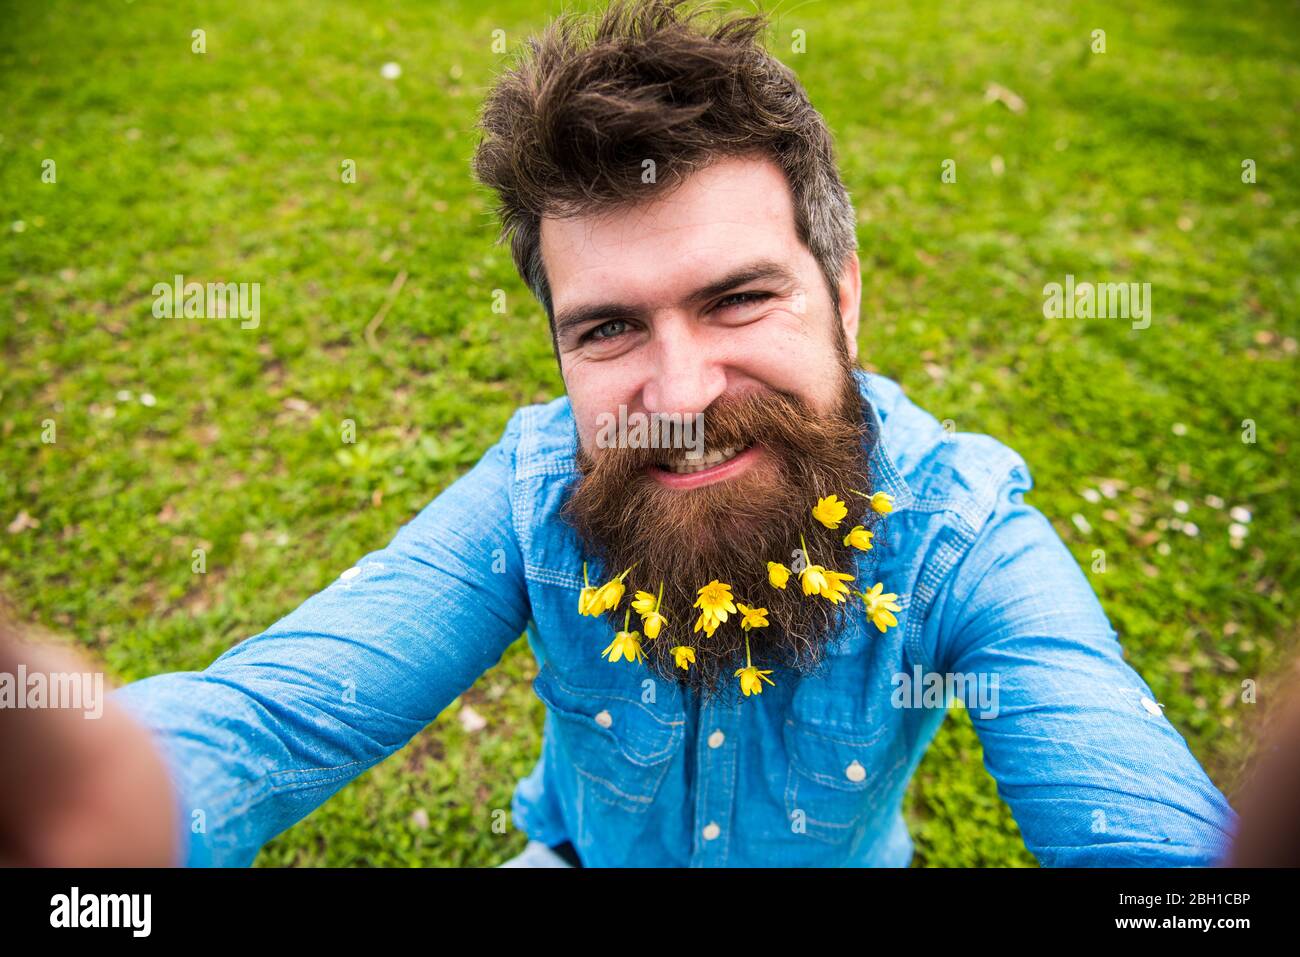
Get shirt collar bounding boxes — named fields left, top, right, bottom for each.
left=855, top=369, right=914, bottom=514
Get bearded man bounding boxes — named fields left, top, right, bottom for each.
left=8, top=0, right=1235, bottom=868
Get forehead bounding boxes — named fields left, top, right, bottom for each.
left=540, top=155, right=803, bottom=305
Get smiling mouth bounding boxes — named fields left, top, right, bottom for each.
left=658, top=444, right=749, bottom=474
left=647, top=442, right=761, bottom=488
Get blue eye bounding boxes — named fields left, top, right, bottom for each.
left=582, top=319, right=629, bottom=343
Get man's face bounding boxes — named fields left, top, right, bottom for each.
left=543, top=154, right=876, bottom=695
left=544, top=154, right=862, bottom=466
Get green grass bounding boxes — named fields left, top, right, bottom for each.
left=1, top=0, right=1296, bottom=867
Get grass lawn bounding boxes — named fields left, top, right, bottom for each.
left=2, top=0, right=1297, bottom=866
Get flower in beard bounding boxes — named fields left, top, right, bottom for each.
left=561, top=354, right=879, bottom=695
left=693, top=579, right=736, bottom=639
left=734, top=633, right=775, bottom=697
left=797, top=534, right=854, bottom=603
left=843, top=525, right=874, bottom=551
left=819, top=570, right=855, bottom=604
left=601, top=608, right=646, bottom=664
left=637, top=582, right=668, bottom=639
left=767, top=561, right=791, bottom=589
left=578, top=562, right=601, bottom=616
left=812, top=494, right=849, bottom=529
left=643, top=610, right=667, bottom=639
left=799, top=563, right=829, bottom=597
left=671, top=645, right=696, bottom=670
left=737, top=603, right=769, bottom=630
left=589, top=564, right=635, bottom=614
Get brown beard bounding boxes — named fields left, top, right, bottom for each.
left=561, top=353, right=880, bottom=698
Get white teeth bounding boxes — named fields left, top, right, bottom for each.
left=666, top=445, right=743, bottom=474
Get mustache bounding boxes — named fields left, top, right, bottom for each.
left=576, top=386, right=867, bottom=479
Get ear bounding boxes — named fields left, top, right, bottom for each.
left=836, top=252, right=862, bottom=361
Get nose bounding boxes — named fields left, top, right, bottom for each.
left=638, top=317, right=728, bottom=419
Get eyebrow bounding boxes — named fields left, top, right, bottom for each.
left=553, top=258, right=800, bottom=339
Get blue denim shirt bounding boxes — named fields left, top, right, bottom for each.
left=113, top=370, right=1238, bottom=867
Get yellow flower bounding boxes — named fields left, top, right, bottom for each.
left=812, top=494, right=849, bottom=529
left=693, top=579, right=737, bottom=632
left=635, top=581, right=667, bottom=639
left=767, top=561, right=790, bottom=589
left=737, top=603, right=769, bottom=630
left=588, top=565, right=635, bottom=614
left=869, top=492, right=894, bottom=515
left=735, top=632, right=775, bottom=696
left=671, top=646, right=696, bottom=670
left=800, top=563, right=828, bottom=597
left=578, top=562, right=602, bottom=616
left=860, top=582, right=901, bottom=633
left=642, top=610, right=667, bottom=639
left=601, top=629, right=645, bottom=664
left=693, top=610, right=719, bottom=639
left=819, top=569, right=855, bottom=605
left=593, top=578, right=626, bottom=613
left=735, top=665, right=776, bottom=697
left=843, top=525, right=874, bottom=551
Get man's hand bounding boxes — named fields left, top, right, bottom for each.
left=0, top=622, right=178, bottom=866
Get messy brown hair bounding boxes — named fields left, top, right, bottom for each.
left=471, top=0, right=857, bottom=326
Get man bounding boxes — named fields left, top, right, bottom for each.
left=13, top=0, right=1236, bottom=867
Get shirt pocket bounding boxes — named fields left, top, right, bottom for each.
left=783, top=718, right=904, bottom=845
left=533, top=664, right=684, bottom=813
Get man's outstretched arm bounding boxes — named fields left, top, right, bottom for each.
left=108, top=411, right=531, bottom=866
left=926, top=464, right=1238, bottom=866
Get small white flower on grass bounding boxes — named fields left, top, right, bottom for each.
left=381, top=61, right=401, bottom=80
left=458, top=704, right=487, bottom=733
left=140, top=392, right=156, bottom=407
left=1230, top=506, right=1252, bottom=523
left=1173, top=499, right=1189, bottom=514
left=1171, top=422, right=1187, bottom=436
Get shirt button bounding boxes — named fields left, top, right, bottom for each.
left=594, top=710, right=613, bottom=728
left=707, top=730, right=725, bottom=749
left=702, top=822, right=721, bottom=841
left=845, top=760, right=867, bottom=782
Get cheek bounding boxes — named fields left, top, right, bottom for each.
left=568, top=377, right=636, bottom=451
left=729, top=312, right=839, bottom=396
